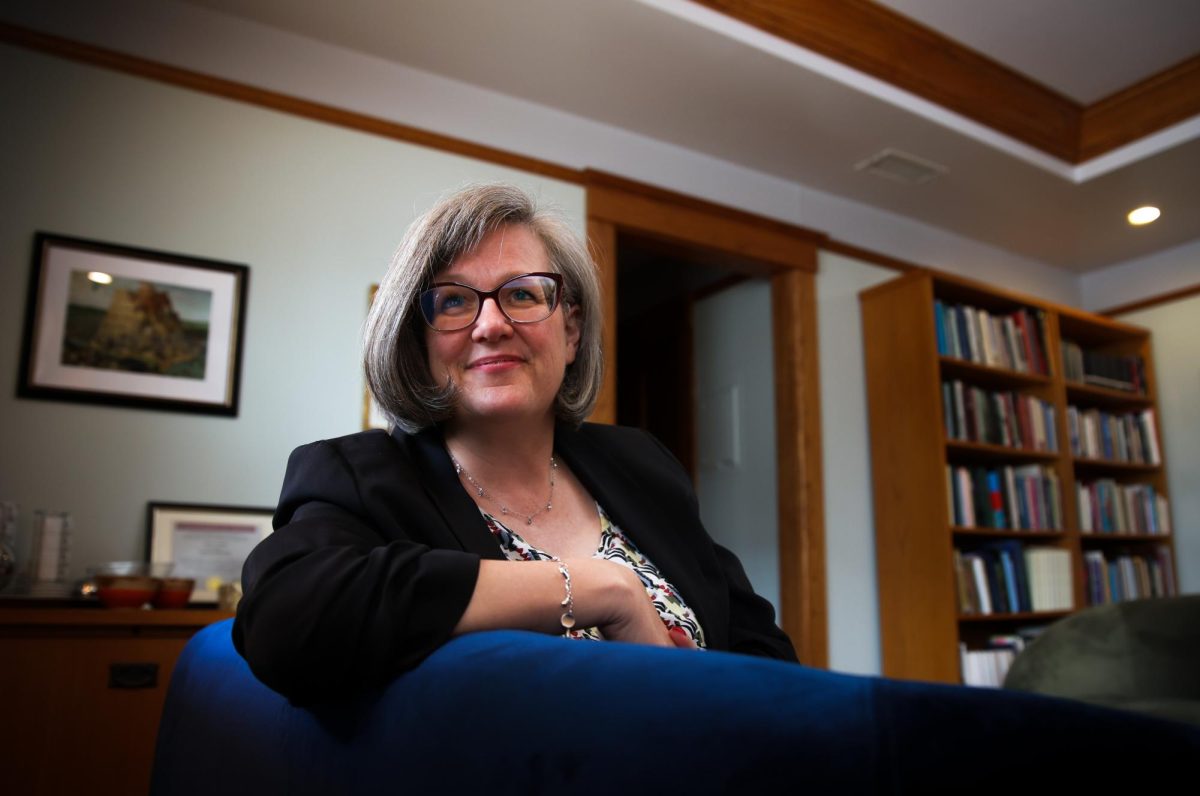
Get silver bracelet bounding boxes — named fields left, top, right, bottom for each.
left=557, top=563, right=576, bottom=636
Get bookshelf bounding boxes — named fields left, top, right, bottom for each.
left=860, top=269, right=1177, bottom=685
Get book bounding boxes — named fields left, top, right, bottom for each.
left=964, top=306, right=981, bottom=364
left=968, top=554, right=992, bottom=614
left=934, top=299, right=947, bottom=355
left=986, top=470, right=1006, bottom=529
left=1014, top=311, right=1038, bottom=373
left=1141, top=409, right=1161, bottom=465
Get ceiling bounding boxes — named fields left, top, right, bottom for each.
left=174, top=0, right=1200, bottom=272
left=876, top=0, right=1200, bottom=104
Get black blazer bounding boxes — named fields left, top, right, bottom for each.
left=233, top=423, right=796, bottom=700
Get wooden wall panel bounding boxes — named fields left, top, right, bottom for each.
left=587, top=219, right=619, bottom=425
left=771, top=266, right=828, bottom=667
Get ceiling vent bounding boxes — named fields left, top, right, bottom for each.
left=855, top=148, right=947, bottom=185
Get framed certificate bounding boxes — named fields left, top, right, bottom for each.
left=146, top=502, right=274, bottom=602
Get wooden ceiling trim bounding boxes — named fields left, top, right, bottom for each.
left=694, top=0, right=1081, bottom=161
left=1100, top=281, right=1200, bottom=317
left=0, top=22, right=583, bottom=185
left=1079, top=53, right=1200, bottom=161
left=585, top=170, right=825, bottom=272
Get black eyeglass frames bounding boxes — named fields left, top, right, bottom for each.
left=419, top=272, right=565, bottom=331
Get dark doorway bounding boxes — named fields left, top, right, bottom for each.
left=615, top=233, right=736, bottom=478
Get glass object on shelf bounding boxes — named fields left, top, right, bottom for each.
left=29, top=510, right=72, bottom=596
left=0, top=502, right=17, bottom=592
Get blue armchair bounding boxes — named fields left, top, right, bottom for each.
left=152, top=620, right=1199, bottom=794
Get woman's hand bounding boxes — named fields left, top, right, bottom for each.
left=667, top=625, right=699, bottom=649
left=455, top=558, right=699, bottom=649
left=571, top=558, right=696, bottom=649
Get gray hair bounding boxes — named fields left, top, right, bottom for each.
left=364, top=184, right=603, bottom=433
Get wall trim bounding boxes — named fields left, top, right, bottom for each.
left=1101, top=281, right=1200, bottom=316
left=822, top=239, right=919, bottom=273
left=586, top=170, right=824, bottom=274
left=695, top=0, right=1200, bottom=164
left=1080, top=53, right=1200, bottom=161
left=0, top=22, right=582, bottom=185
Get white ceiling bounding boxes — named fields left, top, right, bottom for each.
left=877, top=0, right=1200, bottom=104
left=175, top=0, right=1200, bottom=272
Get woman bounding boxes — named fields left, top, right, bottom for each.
left=234, top=184, right=796, bottom=700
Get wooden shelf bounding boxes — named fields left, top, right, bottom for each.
left=1065, top=381, right=1152, bottom=409
left=0, top=606, right=230, bottom=630
left=946, top=439, right=1059, bottom=463
left=861, top=268, right=1178, bottom=685
left=958, top=610, right=1071, bottom=623
left=1079, top=532, right=1173, bottom=543
left=952, top=526, right=1065, bottom=539
left=1071, top=456, right=1160, bottom=474
left=939, top=356, right=1051, bottom=389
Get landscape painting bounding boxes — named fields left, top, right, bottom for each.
left=62, top=271, right=213, bottom=379
left=19, top=233, right=249, bottom=415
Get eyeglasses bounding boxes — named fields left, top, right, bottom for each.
left=419, top=272, right=564, bottom=332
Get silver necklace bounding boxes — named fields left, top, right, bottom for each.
left=451, top=454, right=557, bottom=526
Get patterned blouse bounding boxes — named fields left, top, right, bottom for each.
left=481, top=505, right=707, bottom=648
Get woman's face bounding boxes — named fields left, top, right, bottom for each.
left=425, top=224, right=580, bottom=430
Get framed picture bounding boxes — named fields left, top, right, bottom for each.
left=146, top=502, right=274, bottom=603
left=19, top=232, right=249, bottom=416
left=363, top=283, right=389, bottom=430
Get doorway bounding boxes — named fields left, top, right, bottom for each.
left=616, top=233, right=734, bottom=474
left=586, top=170, right=827, bottom=666
left=615, top=232, right=781, bottom=615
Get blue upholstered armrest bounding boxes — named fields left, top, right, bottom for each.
left=153, top=620, right=1199, bottom=794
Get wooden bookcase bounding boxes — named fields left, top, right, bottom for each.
left=860, top=269, right=1177, bottom=683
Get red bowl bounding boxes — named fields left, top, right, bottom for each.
left=95, top=575, right=159, bottom=608
left=153, top=578, right=195, bottom=609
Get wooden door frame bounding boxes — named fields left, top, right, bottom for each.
left=585, top=171, right=829, bottom=667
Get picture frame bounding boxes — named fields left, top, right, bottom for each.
left=363, top=282, right=389, bottom=430
left=146, top=502, right=274, bottom=603
left=19, top=232, right=249, bottom=416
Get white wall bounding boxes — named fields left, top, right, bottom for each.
left=1113, top=294, right=1200, bottom=594
left=816, top=252, right=897, bottom=674
left=1080, top=239, right=1200, bottom=312
left=0, top=44, right=583, bottom=577
left=693, top=280, right=780, bottom=614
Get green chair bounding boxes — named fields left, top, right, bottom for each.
left=1004, top=594, right=1200, bottom=726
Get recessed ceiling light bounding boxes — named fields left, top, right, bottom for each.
left=87, top=271, right=113, bottom=284
left=1127, top=206, right=1160, bottom=226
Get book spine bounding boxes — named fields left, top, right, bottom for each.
left=970, top=555, right=992, bottom=614
left=934, top=299, right=947, bottom=355
left=987, top=470, right=1005, bottom=529
left=1142, top=409, right=1161, bottom=465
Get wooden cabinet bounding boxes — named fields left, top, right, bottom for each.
left=0, top=605, right=232, bottom=796
left=860, top=269, right=1177, bottom=683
